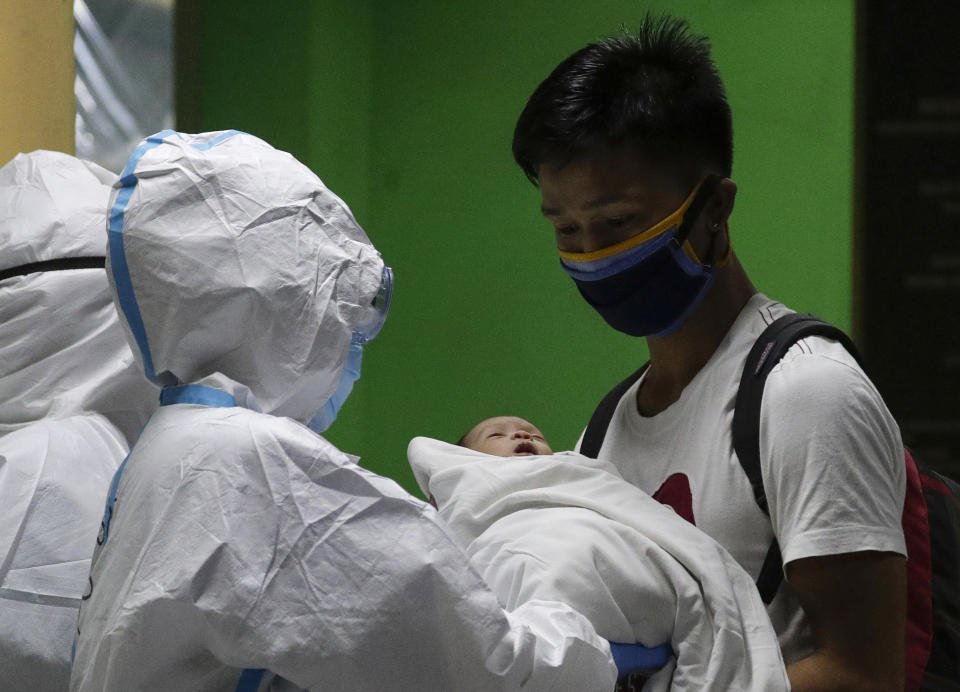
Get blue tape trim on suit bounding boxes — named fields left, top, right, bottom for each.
left=235, top=668, right=265, bottom=692
left=99, top=454, right=130, bottom=545
left=108, top=129, right=243, bottom=382
left=108, top=129, right=178, bottom=379
left=160, top=384, right=237, bottom=408
left=191, top=129, right=242, bottom=150
left=609, top=641, right=673, bottom=677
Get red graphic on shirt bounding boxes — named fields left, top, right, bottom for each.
left=652, top=473, right=696, bottom=525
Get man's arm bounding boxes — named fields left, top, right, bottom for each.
left=759, top=340, right=908, bottom=690
left=785, top=551, right=906, bottom=692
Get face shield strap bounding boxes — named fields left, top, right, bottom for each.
left=706, top=226, right=733, bottom=268
left=0, top=256, right=106, bottom=283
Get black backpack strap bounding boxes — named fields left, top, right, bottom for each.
left=580, top=363, right=651, bottom=459
left=733, top=312, right=862, bottom=603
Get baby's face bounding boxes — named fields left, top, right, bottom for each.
left=463, top=416, right=552, bottom=457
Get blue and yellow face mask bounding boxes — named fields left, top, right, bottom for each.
left=559, top=175, right=726, bottom=337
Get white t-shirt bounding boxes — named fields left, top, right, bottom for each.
left=578, top=293, right=906, bottom=663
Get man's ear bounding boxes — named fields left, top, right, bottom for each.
left=710, top=178, right=738, bottom=231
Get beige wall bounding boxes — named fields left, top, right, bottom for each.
left=0, top=0, right=75, bottom=162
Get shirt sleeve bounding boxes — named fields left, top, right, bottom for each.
left=759, top=338, right=906, bottom=566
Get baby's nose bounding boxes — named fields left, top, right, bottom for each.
left=511, top=430, right=532, bottom=440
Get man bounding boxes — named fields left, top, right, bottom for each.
left=512, top=15, right=906, bottom=691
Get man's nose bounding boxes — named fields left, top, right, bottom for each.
left=560, top=230, right=604, bottom=255
left=579, top=231, right=609, bottom=255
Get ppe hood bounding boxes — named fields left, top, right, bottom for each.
left=107, top=130, right=387, bottom=423
left=0, top=151, right=158, bottom=444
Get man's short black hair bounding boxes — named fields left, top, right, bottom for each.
left=512, top=13, right=733, bottom=185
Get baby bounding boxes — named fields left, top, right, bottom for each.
left=457, top=416, right=553, bottom=457
left=409, top=417, right=789, bottom=691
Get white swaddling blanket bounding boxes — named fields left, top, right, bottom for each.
left=408, top=437, right=789, bottom=691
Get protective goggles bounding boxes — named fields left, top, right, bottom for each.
left=352, top=264, right=394, bottom=344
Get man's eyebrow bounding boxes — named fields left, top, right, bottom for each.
left=582, top=194, right=628, bottom=210
left=541, top=194, right=627, bottom=217
left=541, top=205, right=559, bottom=217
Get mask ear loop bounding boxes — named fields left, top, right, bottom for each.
left=710, top=228, right=733, bottom=267
left=674, top=174, right=723, bottom=265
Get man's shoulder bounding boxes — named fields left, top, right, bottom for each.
left=767, top=335, right=876, bottom=403
left=725, top=296, right=873, bottom=399
left=760, top=334, right=902, bottom=457
left=725, top=293, right=795, bottom=347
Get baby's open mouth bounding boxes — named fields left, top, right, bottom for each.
left=513, top=441, right=537, bottom=455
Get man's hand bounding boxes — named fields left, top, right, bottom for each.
left=785, top=550, right=906, bottom=691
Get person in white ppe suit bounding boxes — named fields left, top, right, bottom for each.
left=71, top=129, right=624, bottom=692
left=0, top=151, right=159, bottom=691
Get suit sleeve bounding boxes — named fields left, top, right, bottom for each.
left=187, top=420, right=617, bottom=691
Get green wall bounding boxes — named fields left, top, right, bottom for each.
left=178, top=1, right=854, bottom=495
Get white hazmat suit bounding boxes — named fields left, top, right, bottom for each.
left=70, top=130, right=618, bottom=691
left=0, top=151, right=159, bottom=691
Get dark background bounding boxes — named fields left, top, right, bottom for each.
left=857, top=0, right=960, bottom=479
